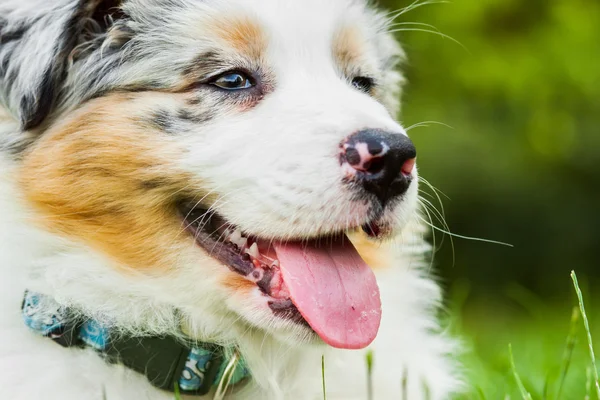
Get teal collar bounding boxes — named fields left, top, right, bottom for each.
left=22, top=291, right=250, bottom=397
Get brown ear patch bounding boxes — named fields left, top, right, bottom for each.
left=19, top=93, right=194, bottom=271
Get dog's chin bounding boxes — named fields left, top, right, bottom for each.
left=176, top=198, right=410, bottom=350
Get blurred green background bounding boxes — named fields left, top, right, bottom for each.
left=376, top=0, right=600, bottom=397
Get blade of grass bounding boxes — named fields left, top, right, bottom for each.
left=571, top=270, right=600, bottom=399
left=401, top=367, right=408, bottom=400
left=422, top=379, right=432, bottom=400
left=366, top=350, right=374, bottom=400
left=508, top=344, right=533, bottom=400
left=476, top=386, right=487, bottom=400
left=556, top=306, right=580, bottom=399
left=586, top=367, right=592, bottom=400
left=322, top=354, right=327, bottom=400
left=173, top=381, right=181, bottom=400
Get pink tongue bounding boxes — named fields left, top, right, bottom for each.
left=273, top=237, right=381, bottom=349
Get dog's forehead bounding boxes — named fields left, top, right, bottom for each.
left=169, top=0, right=374, bottom=60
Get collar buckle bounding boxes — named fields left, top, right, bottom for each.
left=105, top=336, right=221, bottom=396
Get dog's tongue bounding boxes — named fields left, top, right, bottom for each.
left=273, top=237, right=381, bottom=349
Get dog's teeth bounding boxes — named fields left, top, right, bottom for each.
left=246, top=242, right=260, bottom=259
left=230, top=230, right=247, bottom=249
left=271, top=260, right=280, bottom=268
left=230, top=228, right=242, bottom=243
left=249, top=242, right=260, bottom=258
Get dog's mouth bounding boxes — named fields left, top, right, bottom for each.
left=178, top=203, right=382, bottom=350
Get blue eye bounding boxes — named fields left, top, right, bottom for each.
left=211, top=71, right=253, bottom=90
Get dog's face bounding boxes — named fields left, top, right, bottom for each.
left=1, top=0, right=418, bottom=349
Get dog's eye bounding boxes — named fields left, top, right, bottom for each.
left=211, top=71, right=253, bottom=90
left=351, top=76, right=375, bottom=93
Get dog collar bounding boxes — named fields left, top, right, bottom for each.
left=21, top=291, right=250, bottom=397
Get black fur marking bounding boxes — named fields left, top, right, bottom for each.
left=0, top=47, right=14, bottom=77
left=147, top=107, right=216, bottom=135
left=90, top=0, right=124, bottom=32
left=0, top=25, right=28, bottom=45
left=182, top=51, right=225, bottom=78
left=1, top=137, right=34, bottom=157
left=177, top=108, right=194, bottom=121
left=187, top=97, right=203, bottom=106
left=177, top=108, right=214, bottom=125
left=150, top=110, right=175, bottom=133
left=20, top=65, right=57, bottom=130
left=17, top=0, right=128, bottom=130
left=6, top=69, right=18, bottom=87
left=18, top=2, right=81, bottom=130
left=73, top=2, right=130, bottom=62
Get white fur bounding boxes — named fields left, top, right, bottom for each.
left=0, top=162, right=460, bottom=399
left=0, top=0, right=462, bottom=398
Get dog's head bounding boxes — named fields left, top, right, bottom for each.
left=1, top=0, right=419, bottom=349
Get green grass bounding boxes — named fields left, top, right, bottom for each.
left=366, top=350, right=374, bottom=400
left=457, top=271, right=600, bottom=399
left=572, top=271, right=600, bottom=398
left=509, top=343, right=533, bottom=400
left=165, top=271, right=597, bottom=400
left=322, top=354, right=327, bottom=400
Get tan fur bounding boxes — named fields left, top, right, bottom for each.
left=210, top=14, right=267, bottom=61
left=348, top=230, right=394, bottom=270
left=19, top=93, right=194, bottom=271
left=333, top=25, right=366, bottom=69
left=222, top=275, right=256, bottom=293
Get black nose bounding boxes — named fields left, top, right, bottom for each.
left=340, top=129, right=417, bottom=205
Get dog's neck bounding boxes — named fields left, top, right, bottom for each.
left=0, top=152, right=320, bottom=397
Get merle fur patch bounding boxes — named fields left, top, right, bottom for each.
left=150, top=109, right=176, bottom=134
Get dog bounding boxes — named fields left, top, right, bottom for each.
left=0, top=0, right=461, bottom=398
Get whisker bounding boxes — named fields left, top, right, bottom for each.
left=419, top=197, right=451, bottom=236
left=387, top=22, right=442, bottom=32
left=387, top=28, right=469, bottom=53
left=416, top=215, right=513, bottom=247
left=417, top=190, right=449, bottom=228
left=420, top=177, right=451, bottom=201
left=405, top=120, right=455, bottom=132
left=419, top=197, right=452, bottom=264
left=384, top=0, right=450, bottom=24
left=419, top=200, right=438, bottom=270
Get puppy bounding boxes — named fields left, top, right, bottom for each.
left=0, top=0, right=460, bottom=399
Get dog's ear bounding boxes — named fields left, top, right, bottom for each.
left=0, top=0, right=126, bottom=131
